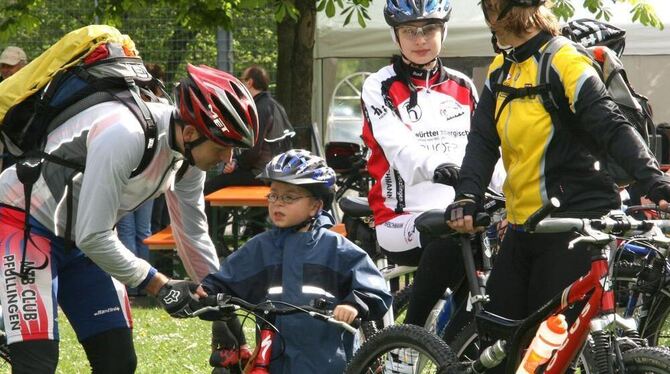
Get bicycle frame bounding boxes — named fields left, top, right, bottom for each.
left=194, top=295, right=357, bottom=374
left=249, top=319, right=277, bottom=373
left=545, top=245, right=612, bottom=372
left=464, top=212, right=670, bottom=373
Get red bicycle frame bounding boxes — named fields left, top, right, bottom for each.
left=545, top=251, right=613, bottom=372
left=248, top=326, right=276, bottom=374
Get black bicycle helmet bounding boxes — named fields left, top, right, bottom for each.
left=483, top=0, right=545, bottom=22
left=384, top=0, right=452, bottom=27
left=562, top=18, right=626, bottom=57
left=258, top=149, right=336, bottom=209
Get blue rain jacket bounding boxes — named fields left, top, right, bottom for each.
left=201, top=212, right=391, bottom=374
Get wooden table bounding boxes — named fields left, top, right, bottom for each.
left=205, top=185, right=271, bottom=250
left=205, top=185, right=271, bottom=207
left=144, top=226, right=174, bottom=250
left=143, top=225, right=182, bottom=278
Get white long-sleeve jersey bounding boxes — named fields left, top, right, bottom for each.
left=362, top=62, right=479, bottom=225
left=0, top=101, right=219, bottom=286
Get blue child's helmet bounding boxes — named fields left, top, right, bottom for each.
left=384, top=0, right=453, bottom=27
left=258, top=149, right=336, bottom=209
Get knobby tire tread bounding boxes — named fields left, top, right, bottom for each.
left=345, top=324, right=457, bottom=374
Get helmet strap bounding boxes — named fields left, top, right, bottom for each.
left=399, top=50, right=438, bottom=70
left=182, top=133, right=208, bottom=166
left=490, top=32, right=514, bottom=53
left=284, top=210, right=323, bottom=232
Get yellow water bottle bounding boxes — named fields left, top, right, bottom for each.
left=516, top=314, right=568, bottom=374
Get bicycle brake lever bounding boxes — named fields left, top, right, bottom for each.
left=647, top=225, right=670, bottom=246
left=567, top=236, right=591, bottom=249
left=567, top=229, right=612, bottom=249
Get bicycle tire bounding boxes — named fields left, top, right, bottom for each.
left=345, top=324, right=458, bottom=374
left=0, top=334, right=10, bottom=367
left=446, top=321, right=479, bottom=362
left=611, top=260, right=670, bottom=346
left=620, top=347, right=670, bottom=372
left=360, top=320, right=379, bottom=341
left=638, top=292, right=670, bottom=347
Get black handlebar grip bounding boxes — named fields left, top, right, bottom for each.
left=524, top=197, right=561, bottom=232
left=350, top=318, right=361, bottom=329
left=202, top=295, right=219, bottom=307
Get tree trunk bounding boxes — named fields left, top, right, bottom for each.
left=276, top=0, right=316, bottom=150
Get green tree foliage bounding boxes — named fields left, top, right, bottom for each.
left=0, top=0, right=276, bottom=86
left=552, top=0, right=663, bottom=29
left=0, top=0, right=662, bottom=146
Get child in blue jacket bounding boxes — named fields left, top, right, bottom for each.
left=200, top=149, right=392, bottom=374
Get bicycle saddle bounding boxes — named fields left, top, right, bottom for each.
left=339, top=196, right=373, bottom=217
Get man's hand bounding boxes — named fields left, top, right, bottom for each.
left=647, top=183, right=670, bottom=211
left=156, top=280, right=207, bottom=318
left=433, top=163, right=460, bottom=186
left=445, top=195, right=479, bottom=233
left=333, top=304, right=359, bottom=324
left=223, top=159, right=237, bottom=174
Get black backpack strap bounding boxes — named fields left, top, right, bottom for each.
left=536, top=36, right=573, bottom=125
left=112, top=86, right=158, bottom=178
left=12, top=155, right=50, bottom=279
left=489, top=57, right=513, bottom=124
left=490, top=57, right=553, bottom=125
left=46, top=70, right=157, bottom=178
left=62, top=169, right=80, bottom=252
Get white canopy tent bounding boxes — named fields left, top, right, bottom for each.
left=313, top=0, right=670, bottom=144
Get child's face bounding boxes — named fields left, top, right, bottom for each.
left=268, top=182, right=323, bottom=229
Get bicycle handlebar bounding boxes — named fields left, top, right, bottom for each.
left=525, top=199, right=670, bottom=248
left=524, top=197, right=560, bottom=231
left=625, top=204, right=659, bottom=215
left=414, top=210, right=490, bottom=237
left=192, top=294, right=359, bottom=334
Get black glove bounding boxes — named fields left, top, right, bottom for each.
left=445, top=194, right=479, bottom=223
left=156, top=280, right=202, bottom=318
left=433, top=163, right=460, bottom=186
left=647, top=182, right=670, bottom=205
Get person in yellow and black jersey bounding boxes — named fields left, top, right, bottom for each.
left=447, top=1, right=670, bottom=371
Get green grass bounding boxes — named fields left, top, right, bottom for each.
left=34, top=292, right=670, bottom=373
left=55, top=299, right=255, bottom=374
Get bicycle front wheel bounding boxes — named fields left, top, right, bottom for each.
left=346, top=324, right=457, bottom=374
left=621, top=347, right=670, bottom=372
left=0, top=332, right=10, bottom=367
left=638, top=292, right=670, bottom=346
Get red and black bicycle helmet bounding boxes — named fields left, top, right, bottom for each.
left=175, top=64, right=258, bottom=149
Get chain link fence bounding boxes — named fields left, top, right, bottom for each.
left=2, top=1, right=277, bottom=91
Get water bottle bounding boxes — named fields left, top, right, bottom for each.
left=516, top=314, right=568, bottom=374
